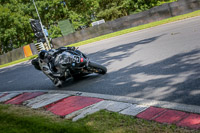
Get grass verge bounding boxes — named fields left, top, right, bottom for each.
left=1, top=10, right=200, bottom=69
left=0, top=104, right=197, bottom=133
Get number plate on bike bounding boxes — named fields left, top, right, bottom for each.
left=72, top=55, right=81, bottom=63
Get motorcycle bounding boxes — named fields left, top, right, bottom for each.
left=31, top=47, right=107, bottom=87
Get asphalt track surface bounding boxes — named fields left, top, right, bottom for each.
left=1, top=16, right=200, bottom=106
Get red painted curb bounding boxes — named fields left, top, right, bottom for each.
left=154, top=109, right=188, bottom=124
left=136, top=106, right=166, bottom=120
left=45, top=96, right=103, bottom=117
left=5, top=92, right=45, bottom=105
left=177, top=113, right=200, bottom=129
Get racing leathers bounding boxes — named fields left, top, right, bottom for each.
left=38, top=47, right=75, bottom=87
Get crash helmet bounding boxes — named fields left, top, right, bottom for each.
left=39, top=50, right=48, bottom=60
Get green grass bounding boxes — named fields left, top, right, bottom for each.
left=160, top=0, right=177, bottom=4
left=0, top=104, right=197, bottom=133
left=1, top=9, right=200, bottom=69
left=0, top=104, right=88, bottom=133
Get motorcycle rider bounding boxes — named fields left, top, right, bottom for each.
left=33, top=47, right=75, bottom=87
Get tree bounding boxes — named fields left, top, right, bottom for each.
left=0, top=1, right=34, bottom=54
left=0, top=0, right=176, bottom=54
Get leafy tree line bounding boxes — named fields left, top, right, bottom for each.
left=0, top=0, right=176, bottom=54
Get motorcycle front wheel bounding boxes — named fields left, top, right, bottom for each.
left=88, top=61, right=107, bottom=74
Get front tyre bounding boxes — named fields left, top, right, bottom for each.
left=88, top=61, right=107, bottom=74
left=31, top=58, right=41, bottom=71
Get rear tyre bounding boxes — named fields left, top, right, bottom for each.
left=88, top=61, right=107, bottom=74
left=73, top=73, right=88, bottom=80
left=73, top=74, right=82, bottom=80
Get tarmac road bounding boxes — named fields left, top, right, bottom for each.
left=1, top=16, right=200, bottom=106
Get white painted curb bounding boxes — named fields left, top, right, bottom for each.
left=1, top=90, right=200, bottom=115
